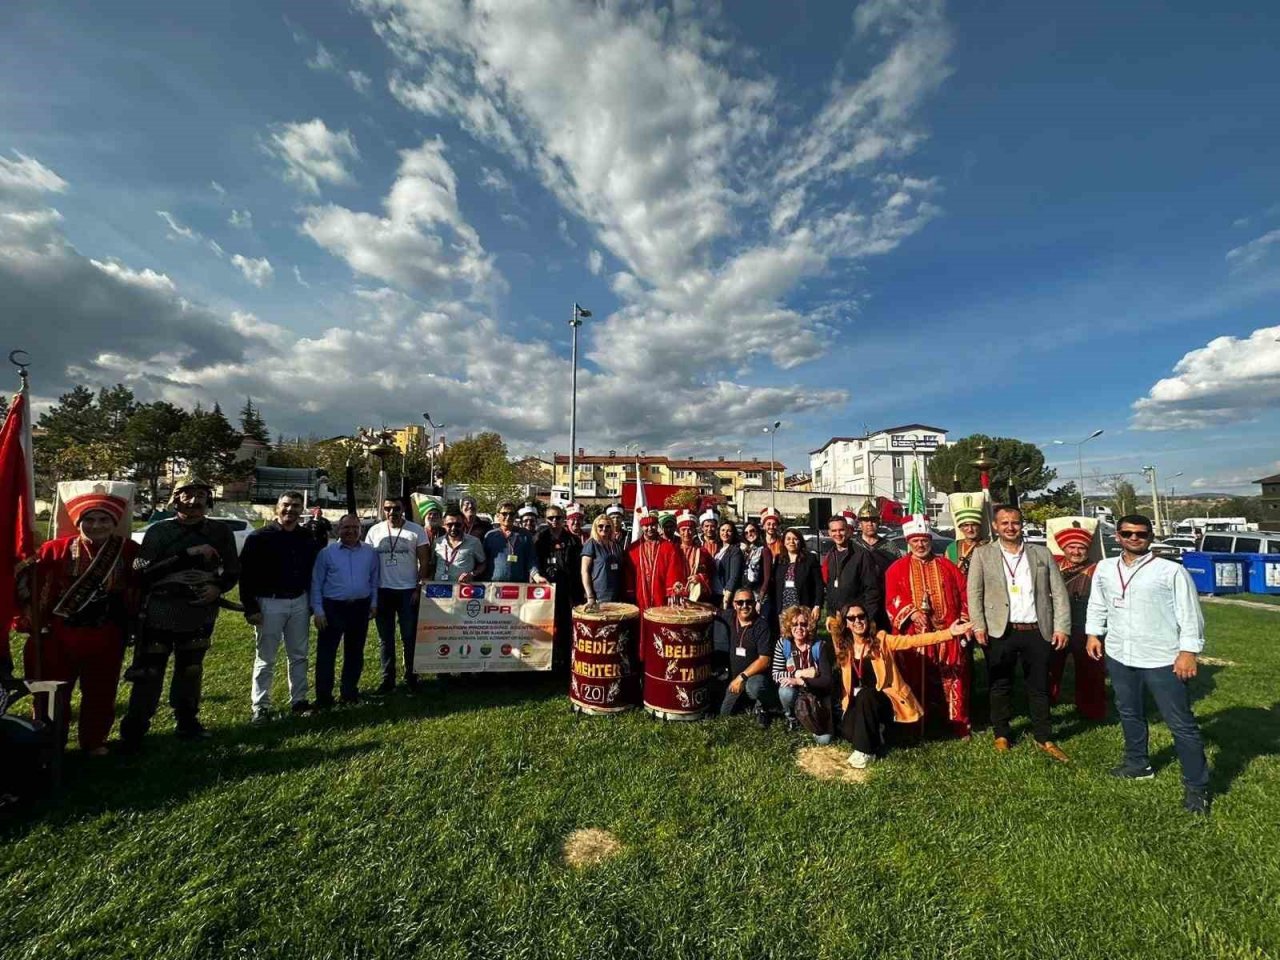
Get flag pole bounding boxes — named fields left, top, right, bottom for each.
left=9, top=350, right=42, bottom=681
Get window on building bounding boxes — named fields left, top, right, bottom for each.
left=744, top=471, right=761, bottom=481
left=853, top=459, right=864, bottom=476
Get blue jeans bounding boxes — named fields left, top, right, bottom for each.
left=778, top=685, right=833, bottom=745
left=376, top=588, right=419, bottom=685
left=1106, top=656, right=1209, bottom=792
left=719, top=674, right=779, bottom=716
left=317, top=598, right=371, bottom=701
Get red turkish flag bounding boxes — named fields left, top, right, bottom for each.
left=0, top=390, right=36, bottom=635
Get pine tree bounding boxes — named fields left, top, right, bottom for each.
left=239, top=396, right=271, bottom=446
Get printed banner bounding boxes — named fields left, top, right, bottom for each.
left=415, top=582, right=556, bottom=673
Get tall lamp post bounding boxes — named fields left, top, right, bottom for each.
left=423, top=412, right=445, bottom=495
left=1053, top=429, right=1104, bottom=514
left=1140, top=464, right=1163, bottom=537
left=1165, top=471, right=1184, bottom=534
left=568, top=303, right=591, bottom=505
left=763, top=420, right=781, bottom=510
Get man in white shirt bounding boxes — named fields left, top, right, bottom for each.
left=365, top=498, right=431, bottom=693
left=969, top=505, right=1071, bottom=761
left=1086, top=514, right=1210, bottom=815
left=433, top=505, right=486, bottom=583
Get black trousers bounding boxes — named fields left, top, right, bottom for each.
left=317, top=598, right=371, bottom=701
left=121, top=627, right=211, bottom=740
left=840, top=687, right=894, bottom=754
left=987, top=628, right=1052, bottom=742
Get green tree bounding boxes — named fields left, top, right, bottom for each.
left=176, top=403, right=244, bottom=483
left=1024, top=503, right=1073, bottom=527
left=928, top=434, right=1055, bottom=495
left=239, top=397, right=271, bottom=446
left=1030, top=482, right=1079, bottom=511
left=438, top=432, right=509, bottom=484
left=33, top=383, right=137, bottom=492
left=97, top=384, right=137, bottom=436
left=467, top=455, right=521, bottom=514
left=1098, top=475, right=1138, bottom=517
left=125, top=401, right=189, bottom=506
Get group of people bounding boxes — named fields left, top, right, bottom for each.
left=10, top=478, right=1211, bottom=814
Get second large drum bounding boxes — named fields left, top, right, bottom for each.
left=642, top=603, right=715, bottom=720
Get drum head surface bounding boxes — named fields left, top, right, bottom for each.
left=573, top=602, right=640, bottom=622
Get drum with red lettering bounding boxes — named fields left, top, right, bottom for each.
left=642, top=603, right=715, bottom=720
left=569, top=602, right=640, bottom=715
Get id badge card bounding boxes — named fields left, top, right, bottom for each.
left=507, top=553, right=519, bottom=563
left=386, top=555, right=399, bottom=566
left=1009, top=584, right=1021, bottom=595
left=1113, top=597, right=1128, bottom=609
left=785, top=578, right=796, bottom=589
left=786, top=656, right=796, bottom=672
left=832, top=578, right=839, bottom=589
left=609, top=561, right=619, bottom=572
left=735, top=646, right=747, bottom=658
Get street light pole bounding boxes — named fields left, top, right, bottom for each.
left=1141, top=465, right=1163, bottom=537
left=763, top=420, right=781, bottom=510
left=1053, top=429, right=1104, bottom=514
left=568, top=303, right=591, bottom=505
left=423, top=412, right=445, bottom=496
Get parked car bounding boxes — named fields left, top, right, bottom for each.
left=1198, top=531, right=1280, bottom=555
left=131, top=516, right=253, bottom=554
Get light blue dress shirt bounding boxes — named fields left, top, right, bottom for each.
left=311, top=541, right=381, bottom=612
left=1085, top=555, right=1204, bottom=668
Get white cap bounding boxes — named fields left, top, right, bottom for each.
left=517, top=505, right=538, bottom=518
left=605, top=504, right=625, bottom=517
left=566, top=503, right=584, bottom=519
left=760, top=507, right=781, bottom=520
left=902, top=515, right=931, bottom=540
left=698, top=509, right=719, bottom=524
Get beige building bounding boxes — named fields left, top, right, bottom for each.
left=551, top=451, right=785, bottom=505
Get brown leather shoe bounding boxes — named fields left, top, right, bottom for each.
left=1036, top=740, right=1070, bottom=763
left=994, top=736, right=1012, bottom=753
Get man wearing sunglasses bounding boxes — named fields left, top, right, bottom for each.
left=535, top=505, right=582, bottom=672
left=433, top=506, right=486, bottom=584
left=718, top=589, right=776, bottom=726
left=483, top=500, right=546, bottom=584
left=1086, top=514, right=1210, bottom=815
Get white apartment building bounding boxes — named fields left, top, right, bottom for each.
left=809, top=424, right=949, bottom=515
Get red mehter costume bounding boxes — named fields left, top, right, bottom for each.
left=884, top=548, right=971, bottom=738
left=626, top=526, right=682, bottom=664
left=25, top=511, right=139, bottom=751
left=1048, top=521, right=1106, bottom=720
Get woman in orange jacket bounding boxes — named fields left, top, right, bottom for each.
left=829, top=602, right=971, bottom=769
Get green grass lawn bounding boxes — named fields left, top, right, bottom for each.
left=4, top=602, right=1279, bottom=959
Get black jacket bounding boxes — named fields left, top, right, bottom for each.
left=771, top=551, right=825, bottom=612
left=822, top=546, right=882, bottom=623
left=238, top=521, right=321, bottom=617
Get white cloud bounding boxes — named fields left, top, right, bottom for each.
left=348, top=69, right=373, bottom=95
left=1131, top=325, right=1280, bottom=430
left=210, top=180, right=227, bottom=197
left=301, top=137, right=495, bottom=296
left=266, top=118, right=359, bottom=194
left=357, top=0, right=951, bottom=440
left=89, top=259, right=177, bottom=292
left=229, top=208, right=253, bottom=229
left=156, top=209, right=197, bottom=240
left=0, top=150, right=67, bottom=197
left=307, top=42, right=338, bottom=72
left=293, top=264, right=311, bottom=287
left=1226, top=229, right=1280, bottom=271
left=231, top=253, right=274, bottom=287
left=478, top=165, right=513, bottom=195
left=587, top=249, right=603, bottom=275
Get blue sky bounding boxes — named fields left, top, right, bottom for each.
left=2, top=0, right=1278, bottom=496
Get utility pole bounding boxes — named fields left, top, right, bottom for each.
left=1141, top=465, right=1164, bottom=537
left=763, top=420, right=781, bottom=510
left=568, top=303, right=591, bottom=505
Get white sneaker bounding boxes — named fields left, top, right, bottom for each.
left=251, top=707, right=272, bottom=724
left=847, top=749, right=873, bottom=769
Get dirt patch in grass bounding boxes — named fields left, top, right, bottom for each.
left=563, top=828, right=623, bottom=869
left=1198, top=656, right=1239, bottom=667
left=795, top=745, right=870, bottom=784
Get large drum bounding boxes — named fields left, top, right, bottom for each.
left=569, top=602, right=640, bottom=715
left=642, top=603, right=715, bottom=721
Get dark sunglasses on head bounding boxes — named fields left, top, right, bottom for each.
left=845, top=613, right=868, bottom=622
left=1117, top=530, right=1152, bottom=540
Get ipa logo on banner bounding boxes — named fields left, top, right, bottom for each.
left=415, top=582, right=556, bottom=673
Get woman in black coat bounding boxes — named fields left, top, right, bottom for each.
left=771, top=528, right=824, bottom=629
left=711, top=519, right=744, bottom=610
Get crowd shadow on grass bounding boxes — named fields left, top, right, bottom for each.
left=0, top=740, right=380, bottom=839
left=259, top=671, right=567, bottom=745
left=1152, top=700, right=1280, bottom=797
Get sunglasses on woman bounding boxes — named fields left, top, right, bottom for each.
left=845, top=613, right=868, bottom=622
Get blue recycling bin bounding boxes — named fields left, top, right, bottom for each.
left=1184, top=552, right=1248, bottom=595
left=1246, top=554, right=1280, bottom=595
